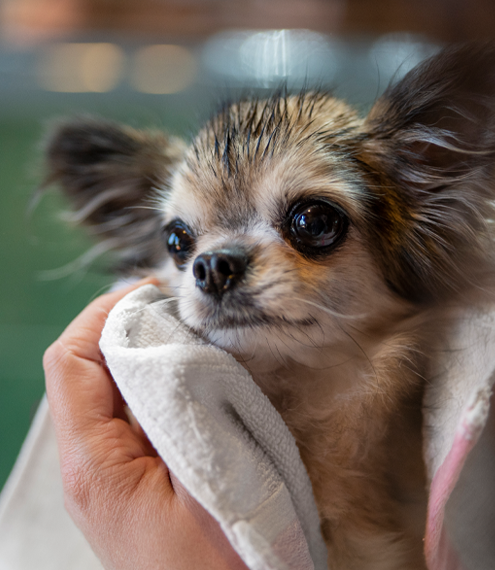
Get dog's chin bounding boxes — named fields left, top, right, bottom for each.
left=180, top=307, right=335, bottom=374
left=204, top=326, right=307, bottom=374
left=177, top=292, right=352, bottom=372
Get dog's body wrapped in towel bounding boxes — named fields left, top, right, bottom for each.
left=99, top=285, right=328, bottom=570
left=1, top=283, right=494, bottom=570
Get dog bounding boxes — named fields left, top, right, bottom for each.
left=44, top=44, right=495, bottom=569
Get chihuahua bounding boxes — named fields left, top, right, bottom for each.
left=44, top=44, right=495, bottom=569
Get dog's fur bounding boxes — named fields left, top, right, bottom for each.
left=44, top=44, right=495, bottom=569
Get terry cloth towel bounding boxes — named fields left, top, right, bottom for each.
left=99, top=284, right=329, bottom=570
left=1, top=284, right=495, bottom=570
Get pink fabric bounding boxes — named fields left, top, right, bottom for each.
left=424, top=430, right=472, bottom=570
left=424, top=394, right=489, bottom=570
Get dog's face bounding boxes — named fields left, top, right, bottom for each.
left=45, top=44, right=495, bottom=372
left=157, top=96, right=404, bottom=371
left=44, top=44, right=495, bottom=568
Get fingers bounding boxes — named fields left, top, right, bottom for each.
left=42, top=277, right=250, bottom=570
left=55, top=277, right=159, bottom=363
left=170, top=472, right=249, bottom=570
left=44, top=277, right=159, bottom=448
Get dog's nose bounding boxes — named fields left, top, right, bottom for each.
left=193, top=249, right=248, bottom=297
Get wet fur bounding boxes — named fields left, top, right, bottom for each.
left=44, top=44, right=495, bottom=569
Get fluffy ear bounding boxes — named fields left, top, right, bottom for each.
left=361, top=44, right=495, bottom=304
left=44, top=118, right=186, bottom=271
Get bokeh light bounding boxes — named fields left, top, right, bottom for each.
left=38, top=42, right=125, bottom=92
left=130, top=44, right=197, bottom=94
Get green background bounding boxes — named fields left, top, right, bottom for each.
left=0, top=35, right=425, bottom=492
left=0, top=94, right=199, bottom=492
left=0, top=115, right=105, bottom=490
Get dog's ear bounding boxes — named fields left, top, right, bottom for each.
left=362, top=44, right=495, bottom=303
left=44, top=118, right=186, bottom=271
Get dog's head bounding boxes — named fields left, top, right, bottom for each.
left=45, top=44, right=495, bottom=370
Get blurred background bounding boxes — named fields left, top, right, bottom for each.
left=1, top=0, right=495, bottom=492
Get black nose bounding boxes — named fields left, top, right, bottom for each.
left=193, top=249, right=248, bottom=297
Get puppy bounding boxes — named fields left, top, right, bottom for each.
left=44, top=44, right=495, bottom=569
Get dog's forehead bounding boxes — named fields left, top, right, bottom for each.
left=163, top=93, right=365, bottom=230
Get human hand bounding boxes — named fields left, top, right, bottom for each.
left=44, top=278, right=248, bottom=570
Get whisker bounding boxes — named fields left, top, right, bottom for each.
left=334, top=318, right=378, bottom=385
left=38, top=239, right=120, bottom=280
left=292, top=297, right=369, bottom=320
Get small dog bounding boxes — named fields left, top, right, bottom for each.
left=44, top=44, right=495, bottom=569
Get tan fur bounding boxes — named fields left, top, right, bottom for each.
left=152, top=95, right=430, bottom=569
left=45, top=45, right=495, bottom=569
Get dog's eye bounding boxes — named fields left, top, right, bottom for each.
left=163, top=220, right=195, bottom=269
left=288, top=200, right=348, bottom=253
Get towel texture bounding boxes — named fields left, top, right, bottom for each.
left=99, top=284, right=328, bottom=570
left=2, top=285, right=495, bottom=570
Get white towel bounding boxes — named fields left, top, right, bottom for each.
left=99, top=284, right=328, bottom=570
left=2, top=285, right=495, bottom=570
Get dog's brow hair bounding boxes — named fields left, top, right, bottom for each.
left=188, top=91, right=362, bottom=179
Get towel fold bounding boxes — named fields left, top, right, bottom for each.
left=98, top=286, right=495, bottom=570
left=422, top=307, right=495, bottom=570
left=99, top=284, right=328, bottom=570
left=2, top=285, right=495, bottom=570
